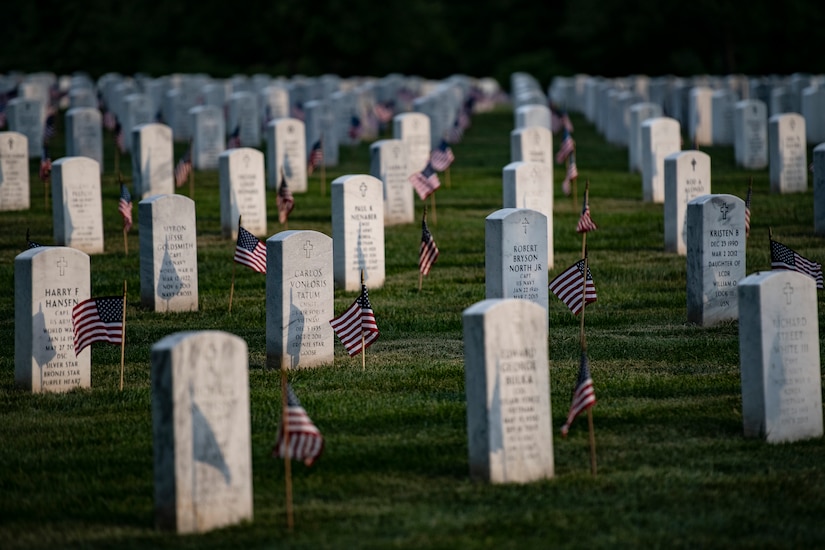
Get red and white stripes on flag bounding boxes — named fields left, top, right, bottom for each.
left=234, top=226, right=267, bottom=273
left=744, top=185, right=752, bottom=238
left=419, top=217, right=439, bottom=276
left=409, top=164, right=441, bottom=201
left=277, top=174, right=295, bottom=224
left=329, top=284, right=379, bottom=356
left=272, top=384, right=324, bottom=467
left=72, top=296, right=124, bottom=355
left=576, top=194, right=597, bottom=234
left=770, top=239, right=824, bottom=289
left=118, top=184, right=133, bottom=232
left=555, top=132, right=575, bottom=164
left=174, top=148, right=192, bottom=187
left=549, top=259, right=597, bottom=315
left=429, top=140, right=455, bottom=172
left=560, top=352, right=597, bottom=437
left=307, top=138, right=323, bottom=175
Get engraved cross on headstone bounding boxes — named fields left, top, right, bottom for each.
left=719, top=202, right=729, bottom=220
left=57, top=257, right=67, bottom=276
left=359, top=181, right=368, bottom=197
left=522, top=217, right=529, bottom=234
left=303, top=240, right=313, bottom=258
left=783, top=282, right=794, bottom=305
left=691, top=158, right=696, bottom=171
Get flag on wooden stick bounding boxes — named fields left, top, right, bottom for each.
left=429, top=139, right=455, bottom=172
left=744, top=183, right=752, bottom=238
left=118, top=183, right=133, bottom=232
left=174, top=147, right=192, bottom=187
left=307, top=138, right=323, bottom=175
left=72, top=296, right=124, bottom=354
left=560, top=352, right=597, bottom=437
left=549, top=259, right=597, bottom=315
left=277, top=171, right=295, bottom=224
left=409, top=164, right=441, bottom=200
left=576, top=189, right=598, bottom=233
left=234, top=226, right=267, bottom=273
left=770, top=239, right=824, bottom=289
left=329, top=284, right=380, bottom=356
left=272, top=384, right=324, bottom=467
left=419, top=214, right=439, bottom=276
left=39, top=147, right=52, bottom=182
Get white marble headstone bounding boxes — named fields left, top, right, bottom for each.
left=510, top=126, right=553, bottom=165
left=393, top=112, right=431, bottom=174
left=331, top=174, right=385, bottom=290
left=228, top=91, right=260, bottom=148
left=151, top=330, right=253, bottom=533
left=218, top=147, right=267, bottom=239
left=769, top=113, right=807, bottom=194
left=664, top=151, right=711, bottom=255
left=734, top=100, right=768, bottom=169
left=132, top=123, right=175, bottom=199
left=51, top=157, right=104, bottom=254
left=369, top=139, right=413, bottom=226
left=641, top=117, right=681, bottom=203
left=65, top=107, right=103, bottom=173
left=0, top=131, right=30, bottom=211
left=266, top=118, right=307, bottom=192
left=15, top=246, right=90, bottom=393
left=139, top=194, right=199, bottom=312
left=686, top=194, right=746, bottom=326
left=514, top=104, right=551, bottom=130
left=266, top=230, right=334, bottom=369
left=628, top=102, right=663, bottom=173
left=502, top=161, right=554, bottom=269
left=6, top=98, right=44, bottom=157
left=463, top=298, right=554, bottom=483
left=190, top=105, right=225, bottom=170
left=738, top=270, right=823, bottom=443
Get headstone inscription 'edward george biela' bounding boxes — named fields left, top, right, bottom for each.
left=151, top=331, right=253, bottom=533
left=463, top=298, right=554, bottom=483
left=266, top=230, right=334, bottom=369
left=15, top=246, right=91, bottom=393
left=139, top=194, right=199, bottom=312
left=738, top=270, right=823, bottom=443
left=686, top=194, right=746, bottom=326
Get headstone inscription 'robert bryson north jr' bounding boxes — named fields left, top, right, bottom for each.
left=463, top=298, right=554, bottom=484
left=15, top=246, right=90, bottom=393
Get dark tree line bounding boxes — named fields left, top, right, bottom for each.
left=2, top=0, right=824, bottom=88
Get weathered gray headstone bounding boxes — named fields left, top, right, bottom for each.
left=190, top=105, right=225, bottom=170
left=734, top=99, right=768, bottom=169
left=463, top=298, right=554, bottom=483
left=15, top=246, right=91, bottom=393
left=510, top=126, right=553, bottom=165
left=139, top=194, right=199, bottom=312
left=65, top=107, right=103, bottom=173
left=228, top=91, right=260, bottom=148
left=686, top=194, right=746, bottom=326
left=331, top=174, right=385, bottom=290
left=51, top=157, right=104, bottom=254
left=218, top=147, right=267, bottom=239
left=664, top=151, right=711, bottom=255
left=814, top=143, right=825, bottom=236
left=265, top=118, right=307, bottom=192
left=369, top=139, right=413, bottom=226
left=6, top=97, right=44, bottom=157
left=0, top=131, right=30, bottom=211
left=628, top=102, right=663, bottom=173
left=393, top=112, right=431, bottom=174
left=769, top=113, right=807, bottom=194
left=485, top=208, right=549, bottom=314
left=132, top=123, right=175, bottom=199
left=514, top=104, right=551, bottom=130
left=266, top=230, right=334, bottom=369
left=502, top=161, right=554, bottom=269
left=123, top=93, right=156, bottom=151
left=738, top=270, right=823, bottom=443
left=641, top=117, right=681, bottom=203
left=151, top=330, right=253, bottom=533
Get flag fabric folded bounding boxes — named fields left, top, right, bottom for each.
left=576, top=192, right=598, bottom=234
left=174, top=148, right=192, bottom=187
left=234, top=226, right=267, bottom=273
left=409, top=164, right=441, bottom=201
left=307, top=138, right=323, bottom=175
left=39, top=147, right=51, bottom=182
left=549, top=259, right=597, bottom=315
left=419, top=217, right=439, bottom=276
left=227, top=125, right=241, bottom=149
left=562, top=152, right=579, bottom=196
left=555, top=132, right=575, bottom=164
left=744, top=185, right=752, bottom=238
left=329, top=284, right=379, bottom=356
left=429, top=139, right=455, bottom=172
left=118, top=184, right=133, bottom=232
left=277, top=173, right=295, bottom=224
left=72, top=296, right=124, bottom=355
left=272, top=383, right=324, bottom=467
left=560, top=352, right=597, bottom=437
left=770, top=239, right=824, bottom=289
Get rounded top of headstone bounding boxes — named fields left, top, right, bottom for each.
left=151, top=330, right=247, bottom=354
left=267, top=229, right=330, bottom=244
left=687, top=193, right=743, bottom=207
left=739, top=269, right=816, bottom=290
left=14, top=245, right=90, bottom=263
left=463, top=297, right=547, bottom=318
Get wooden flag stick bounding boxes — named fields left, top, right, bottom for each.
left=578, top=252, right=597, bottom=476
left=445, top=166, right=451, bottom=189
left=430, top=193, right=437, bottom=225
left=320, top=135, right=326, bottom=196
left=587, top=408, right=597, bottom=476
left=119, top=280, right=127, bottom=392
left=280, top=363, right=294, bottom=532
left=361, top=269, right=366, bottom=371
left=114, top=142, right=120, bottom=179
left=229, top=215, right=241, bottom=313
left=418, top=207, right=427, bottom=292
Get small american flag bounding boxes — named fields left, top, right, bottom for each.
left=419, top=216, right=439, bottom=276
left=562, top=151, right=579, bottom=196
left=770, top=239, right=824, bottom=289
left=118, top=184, right=133, bottom=232
left=348, top=115, right=362, bottom=141
left=234, top=226, right=267, bottom=273
left=429, top=139, right=455, bottom=172
left=113, top=118, right=126, bottom=153
left=174, top=148, right=192, bottom=187
left=43, top=112, right=57, bottom=144
left=102, top=109, right=116, bottom=131
left=272, top=384, right=324, bottom=467
left=560, top=352, right=597, bottom=437
left=373, top=101, right=394, bottom=124
left=409, top=164, right=441, bottom=201
left=446, top=117, right=464, bottom=144
left=329, top=284, right=380, bottom=356
left=72, top=296, right=124, bottom=355
left=277, top=173, right=295, bottom=224
left=549, top=259, right=597, bottom=316
left=227, top=125, right=241, bottom=149
left=39, top=147, right=52, bottom=182
left=307, top=138, right=323, bottom=175
left=744, top=185, right=752, bottom=239
left=26, top=229, right=43, bottom=249
left=576, top=192, right=598, bottom=233
left=290, top=102, right=305, bottom=121
left=555, top=131, right=575, bottom=164
left=551, top=106, right=574, bottom=134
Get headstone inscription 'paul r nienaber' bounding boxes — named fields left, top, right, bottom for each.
left=664, top=150, right=711, bottom=255
left=51, top=157, right=104, bottom=254
left=151, top=331, right=253, bottom=534
left=738, top=270, right=823, bottom=443
left=331, top=174, right=385, bottom=291
left=463, top=298, right=554, bottom=484
left=369, top=139, right=413, bottom=226
left=485, top=208, right=549, bottom=315
left=266, top=230, right=334, bottom=369
left=0, top=131, right=30, bottom=211
left=686, top=194, right=746, bottom=326
left=218, top=147, right=267, bottom=239
left=139, top=194, right=199, bottom=312
left=15, top=246, right=90, bottom=393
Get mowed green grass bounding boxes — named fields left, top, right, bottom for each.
left=1, top=105, right=824, bottom=550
